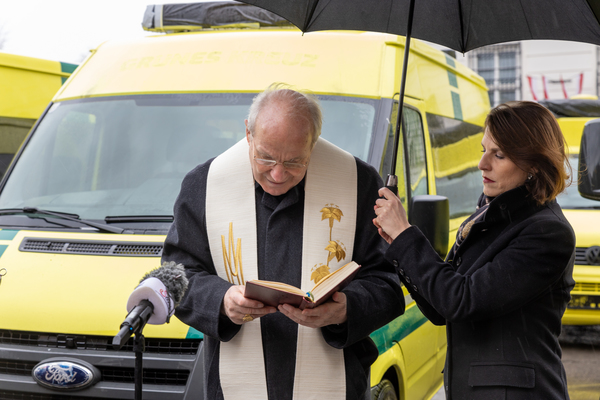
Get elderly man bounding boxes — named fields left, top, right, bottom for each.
left=162, top=84, right=404, bottom=400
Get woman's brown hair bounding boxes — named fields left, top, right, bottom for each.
left=484, top=101, right=571, bottom=205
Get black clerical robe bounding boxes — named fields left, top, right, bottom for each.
left=163, top=157, right=404, bottom=400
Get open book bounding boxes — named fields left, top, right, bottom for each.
left=244, top=261, right=361, bottom=310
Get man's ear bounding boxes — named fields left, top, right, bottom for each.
left=245, top=120, right=251, bottom=143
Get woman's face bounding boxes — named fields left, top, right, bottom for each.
left=478, top=130, right=529, bottom=198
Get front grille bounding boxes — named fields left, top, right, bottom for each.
left=575, top=247, right=600, bottom=266
left=21, top=240, right=66, bottom=252
left=20, top=238, right=163, bottom=257
left=573, top=282, right=600, bottom=294
left=0, top=360, right=33, bottom=375
left=66, top=242, right=113, bottom=254
left=0, top=391, right=111, bottom=400
left=113, top=244, right=164, bottom=255
left=0, top=330, right=200, bottom=355
left=100, top=366, right=189, bottom=385
left=0, top=359, right=189, bottom=385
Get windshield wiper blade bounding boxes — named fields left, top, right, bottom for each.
left=105, top=215, right=174, bottom=223
left=0, top=208, right=80, bottom=218
left=0, top=207, right=125, bottom=234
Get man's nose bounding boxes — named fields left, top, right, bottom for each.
left=269, top=164, right=288, bottom=181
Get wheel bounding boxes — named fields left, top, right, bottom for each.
left=371, top=379, right=398, bottom=400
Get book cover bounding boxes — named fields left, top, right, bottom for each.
left=244, top=261, right=360, bottom=310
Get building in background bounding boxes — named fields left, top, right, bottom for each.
left=453, top=41, right=600, bottom=107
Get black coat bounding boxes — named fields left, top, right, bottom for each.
left=385, top=186, right=575, bottom=400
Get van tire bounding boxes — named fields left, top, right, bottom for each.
left=372, top=379, right=398, bottom=400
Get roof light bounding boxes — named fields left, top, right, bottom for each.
left=142, top=2, right=292, bottom=33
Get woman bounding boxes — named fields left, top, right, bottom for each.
left=374, top=101, right=576, bottom=400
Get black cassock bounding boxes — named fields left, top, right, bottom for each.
left=163, top=157, right=404, bottom=400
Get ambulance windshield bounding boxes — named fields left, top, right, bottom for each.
left=0, top=93, right=381, bottom=224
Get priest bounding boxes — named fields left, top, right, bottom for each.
left=162, top=83, right=404, bottom=400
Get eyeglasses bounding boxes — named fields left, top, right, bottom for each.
left=253, top=155, right=308, bottom=170
left=251, top=138, right=309, bottom=170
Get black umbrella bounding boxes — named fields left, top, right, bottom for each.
left=238, top=0, right=600, bottom=191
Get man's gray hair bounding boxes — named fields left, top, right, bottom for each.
left=247, top=83, right=323, bottom=146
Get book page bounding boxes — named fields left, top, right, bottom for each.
left=249, top=280, right=306, bottom=296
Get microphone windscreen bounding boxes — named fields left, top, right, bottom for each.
left=127, top=277, right=170, bottom=325
left=140, top=261, right=189, bottom=306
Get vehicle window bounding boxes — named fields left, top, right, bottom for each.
left=379, top=101, right=408, bottom=206
left=320, top=98, right=376, bottom=162
left=0, top=116, right=36, bottom=179
left=404, top=108, right=428, bottom=197
left=49, top=111, right=97, bottom=195
left=557, top=155, right=600, bottom=209
left=0, top=94, right=381, bottom=221
left=426, top=113, right=484, bottom=219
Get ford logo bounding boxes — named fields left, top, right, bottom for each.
left=32, top=358, right=100, bottom=390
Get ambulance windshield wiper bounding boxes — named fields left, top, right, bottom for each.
left=0, top=207, right=125, bottom=234
left=104, top=215, right=174, bottom=223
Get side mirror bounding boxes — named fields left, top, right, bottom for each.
left=578, top=119, right=600, bottom=201
left=408, top=195, right=449, bottom=258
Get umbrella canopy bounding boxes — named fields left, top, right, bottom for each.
left=238, top=0, right=600, bottom=53
left=237, top=0, right=600, bottom=191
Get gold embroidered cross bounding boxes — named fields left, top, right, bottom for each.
left=221, top=222, right=244, bottom=285
left=312, top=204, right=347, bottom=285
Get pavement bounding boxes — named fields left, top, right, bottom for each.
left=431, top=387, right=445, bottom=399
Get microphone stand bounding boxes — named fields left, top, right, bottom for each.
left=113, top=300, right=154, bottom=400
left=134, top=332, right=145, bottom=400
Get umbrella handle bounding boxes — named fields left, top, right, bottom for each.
left=385, top=174, right=398, bottom=196
left=387, top=0, right=414, bottom=203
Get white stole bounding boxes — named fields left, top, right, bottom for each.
left=206, top=137, right=357, bottom=399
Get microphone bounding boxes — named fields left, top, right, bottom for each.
left=113, top=261, right=189, bottom=349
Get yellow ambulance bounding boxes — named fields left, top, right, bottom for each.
left=0, top=3, right=489, bottom=399
left=540, top=98, right=600, bottom=327
left=0, top=52, right=77, bottom=177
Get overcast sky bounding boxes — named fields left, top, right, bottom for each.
left=0, top=0, right=487, bottom=69
left=0, top=0, right=212, bottom=64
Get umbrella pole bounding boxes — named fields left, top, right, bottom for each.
left=385, top=0, right=416, bottom=204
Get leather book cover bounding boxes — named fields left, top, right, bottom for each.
left=300, top=265, right=360, bottom=309
left=244, top=261, right=361, bottom=309
left=244, top=281, right=308, bottom=308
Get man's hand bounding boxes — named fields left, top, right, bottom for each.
left=278, top=291, right=347, bottom=328
left=222, top=285, right=277, bottom=325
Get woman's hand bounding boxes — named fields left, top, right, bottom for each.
left=373, top=187, right=411, bottom=244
